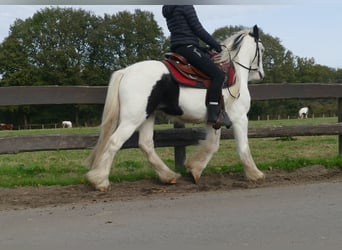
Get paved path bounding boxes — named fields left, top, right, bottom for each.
left=1, top=181, right=342, bottom=250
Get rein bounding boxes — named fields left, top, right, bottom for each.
left=221, top=33, right=262, bottom=99
left=225, top=34, right=261, bottom=73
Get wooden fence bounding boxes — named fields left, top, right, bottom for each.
left=0, top=84, right=342, bottom=166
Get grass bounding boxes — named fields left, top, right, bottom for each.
left=0, top=150, right=89, bottom=187
left=0, top=127, right=100, bottom=137
left=0, top=117, right=341, bottom=187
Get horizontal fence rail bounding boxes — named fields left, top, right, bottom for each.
left=1, top=124, right=342, bottom=154
left=1, top=83, right=342, bottom=106
left=0, top=86, right=107, bottom=105
left=249, top=83, right=342, bottom=100
left=0, top=83, right=341, bottom=158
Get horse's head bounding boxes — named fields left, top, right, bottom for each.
left=219, top=25, right=265, bottom=82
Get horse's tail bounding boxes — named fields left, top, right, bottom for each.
left=86, top=69, right=125, bottom=168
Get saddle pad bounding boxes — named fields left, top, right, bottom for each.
left=163, top=60, right=209, bottom=89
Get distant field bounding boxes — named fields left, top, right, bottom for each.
left=0, top=117, right=341, bottom=187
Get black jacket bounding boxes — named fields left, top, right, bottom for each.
left=162, top=5, right=221, bottom=52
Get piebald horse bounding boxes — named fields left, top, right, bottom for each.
left=87, top=25, right=265, bottom=191
left=298, top=107, right=309, bottom=119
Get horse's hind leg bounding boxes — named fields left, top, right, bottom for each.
left=233, top=115, right=265, bottom=181
left=185, top=126, right=221, bottom=183
left=138, top=116, right=180, bottom=184
left=87, top=123, right=137, bottom=191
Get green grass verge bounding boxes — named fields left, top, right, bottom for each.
left=205, top=156, right=342, bottom=175
left=0, top=117, right=341, bottom=187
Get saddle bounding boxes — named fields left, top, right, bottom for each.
left=162, top=52, right=235, bottom=89
left=162, top=52, right=236, bottom=130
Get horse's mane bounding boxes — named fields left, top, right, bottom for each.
left=215, top=28, right=252, bottom=64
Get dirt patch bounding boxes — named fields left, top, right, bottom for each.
left=1, top=165, right=341, bottom=211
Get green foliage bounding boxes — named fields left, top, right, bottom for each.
left=89, top=9, right=165, bottom=71
left=214, top=26, right=340, bottom=84
left=212, top=25, right=245, bottom=42
left=0, top=7, right=341, bottom=126
left=0, top=7, right=165, bottom=126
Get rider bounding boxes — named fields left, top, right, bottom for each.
left=162, top=5, right=232, bottom=128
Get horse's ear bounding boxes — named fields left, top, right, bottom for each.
left=253, top=25, right=259, bottom=41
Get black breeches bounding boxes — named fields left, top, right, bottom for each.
left=173, top=45, right=225, bottom=103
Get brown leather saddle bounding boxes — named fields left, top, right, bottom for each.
left=163, top=52, right=235, bottom=89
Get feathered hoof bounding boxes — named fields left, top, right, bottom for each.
left=160, top=172, right=181, bottom=184
left=245, top=169, right=265, bottom=182
left=96, top=184, right=111, bottom=192
left=189, top=170, right=201, bottom=184
left=86, top=170, right=111, bottom=192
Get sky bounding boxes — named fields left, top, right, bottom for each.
left=0, top=0, right=341, bottom=69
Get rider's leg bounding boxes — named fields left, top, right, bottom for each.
left=174, top=45, right=232, bottom=128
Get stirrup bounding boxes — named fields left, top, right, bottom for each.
left=212, top=110, right=232, bottom=130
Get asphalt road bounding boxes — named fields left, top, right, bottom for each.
left=1, top=181, right=342, bottom=250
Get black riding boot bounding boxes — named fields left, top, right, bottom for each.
left=207, top=103, right=232, bottom=129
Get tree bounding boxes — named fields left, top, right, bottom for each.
left=294, top=57, right=316, bottom=83
left=212, top=25, right=245, bottom=42
left=1, top=9, right=340, bottom=126
left=212, top=25, right=341, bottom=119
left=0, top=7, right=166, bottom=126
left=0, top=7, right=100, bottom=86
left=336, top=69, right=342, bottom=83
left=88, top=9, right=165, bottom=71
left=214, top=26, right=298, bottom=83
left=0, top=31, right=41, bottom=86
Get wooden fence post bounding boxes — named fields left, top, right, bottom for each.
left=338, top=98, right=342, bottom=155
left=174, top=122, right=186, bottom=171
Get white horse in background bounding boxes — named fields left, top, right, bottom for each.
left=87, top=26, right=266, bottom=191
left=298, top=107, right=309, bottom=119
left=62, top=121, right=72, bottom=128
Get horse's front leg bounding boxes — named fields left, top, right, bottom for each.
left=233, top=115, right=265, bottom=181
left=185, top=126, right=221, bottom=183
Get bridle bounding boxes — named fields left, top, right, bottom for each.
left=222, top=31, right=263, bottom=99
left=225, top=33, right=262, bottom=74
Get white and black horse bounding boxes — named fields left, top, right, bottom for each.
left=298, top=107, right=309, bottom=119
left=62, top=121, right=72, bottom=128
left=87, top=26, right=265, bottom=191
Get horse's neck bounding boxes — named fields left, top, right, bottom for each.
left=235, top=46, right=252, bottom=66
left=231, top=50, right=252, bottom=98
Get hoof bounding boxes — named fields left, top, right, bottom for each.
left=189, top=171, right=201, bottom=184
left=86, top=170, right=110, bottom=192
left=96, top=185, right=111, bottom=192
left=160, top=172, right=181, bottom=184
left=170, top=173, right=181, bottom=184
left=169, top=175, right=179, bottom=184
left=245, top=170, right=265, bottom=182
